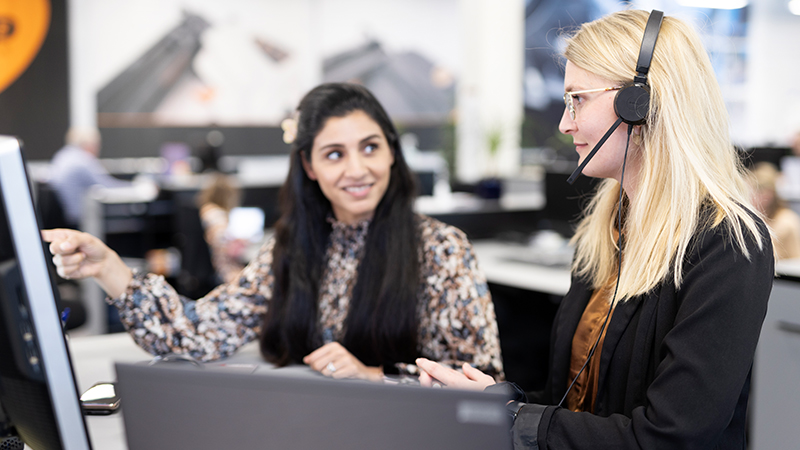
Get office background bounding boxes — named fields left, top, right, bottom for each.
left=2, top=2, right=800, bottom=448
left=3, top=0, right=797, bottom=173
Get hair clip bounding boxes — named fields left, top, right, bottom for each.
left=281, top=115, right=298, bottom=144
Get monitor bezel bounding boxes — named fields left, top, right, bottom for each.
left=0, top=135, right=92, bottom=449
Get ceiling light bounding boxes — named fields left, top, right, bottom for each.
left=676, top=0, right=749, bottom=9
left=790, top=0, right=800, bottom=15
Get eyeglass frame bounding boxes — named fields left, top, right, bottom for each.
left=563, top=86, right=622, bottom=121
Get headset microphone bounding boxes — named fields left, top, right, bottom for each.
left=566, top=10, right=663, bottom=185
left=566, top=117, right=623, bottom=184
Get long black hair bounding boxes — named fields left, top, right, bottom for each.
left=260, top=83, right=421, bottom=369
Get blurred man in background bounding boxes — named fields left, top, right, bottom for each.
left=49, top=127, right=131, bottom=227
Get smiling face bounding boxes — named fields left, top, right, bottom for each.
left=301, top=110, right=395, bottom=224
left=559, top=61, right=640, bottom=185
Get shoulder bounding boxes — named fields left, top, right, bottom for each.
left=416, top=214, right=472, bottom=249
left=415, top=214, right=483, bottom=277
left=248, top=234, right=277, bottom=267
left=688, top=207, right=772, bottom=269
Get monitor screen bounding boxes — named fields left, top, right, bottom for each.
left=541, top=170, right=599, bottom=237
left=0, top=136, right=92, bottom=449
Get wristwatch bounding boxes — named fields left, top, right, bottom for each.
left=506, top=400, right=525, bottom=422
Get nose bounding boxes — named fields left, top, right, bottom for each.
left=558, top=105, right=575, bottom=136
left=344, top=151, right=368, bottom=179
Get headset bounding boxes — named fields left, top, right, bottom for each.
left=566, top=10, right=664, bottom=185
left=558, top=10, right=664, bottom=409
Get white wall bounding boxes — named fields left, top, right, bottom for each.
left=70, top=1, right=799, bottom=175
left=456, top=0, right=524, bottom=182
left=747, top=0, right=800, bottom=146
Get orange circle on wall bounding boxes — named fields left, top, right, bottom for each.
left=0, top=0, right=51, bottom=94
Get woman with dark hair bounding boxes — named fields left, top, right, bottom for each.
left=43, top=83, right=503, bottom=381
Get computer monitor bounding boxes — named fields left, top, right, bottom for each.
left=541, top=169, right=599, bottom=237
left=739, top=146, right=792, bottom=170
left=0, top=136, right=92, bottom=449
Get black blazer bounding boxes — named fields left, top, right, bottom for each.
left=510, top=217, right=774, bottom=449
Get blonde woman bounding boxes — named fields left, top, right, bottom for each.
left=417, top=10, right=773, bottom=449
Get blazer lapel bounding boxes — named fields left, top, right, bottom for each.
left=551, top=277, right=593, bottom=400
left=594, top=295, right=643, bottom=410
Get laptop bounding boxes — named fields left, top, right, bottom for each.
left=114, top=362, right=513, bottom=450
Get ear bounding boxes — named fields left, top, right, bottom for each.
left=300, top=151, right=317, bottom=180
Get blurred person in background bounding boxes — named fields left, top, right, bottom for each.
left=196, top=172, right=247, bottom=283
left=49, top=126, right=132, bottom=227
left=750, top=161, right=800, bottom=260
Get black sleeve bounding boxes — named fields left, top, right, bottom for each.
left=532, top=223, right=774, bottom=449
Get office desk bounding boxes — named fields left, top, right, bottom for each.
left=751, top=270, right=800, bottom=450
left=68, top=333, right=270, bottom=450
left=471, top=239, right=571, bottom=296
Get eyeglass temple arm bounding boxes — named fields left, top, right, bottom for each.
left=567, top=116, right=624, bottom=185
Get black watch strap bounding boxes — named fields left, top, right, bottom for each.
left=506, top=401, right=525, bottom=422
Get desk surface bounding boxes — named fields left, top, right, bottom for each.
left=472, top=240, right=572, bottom=296
left=473, top=245, right=800, bottom=296
left=776, top=258, right=800, bottom=279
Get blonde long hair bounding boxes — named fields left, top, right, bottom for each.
left=566, top=10, right=766, bottom=300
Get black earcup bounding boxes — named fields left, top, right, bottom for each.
left=614, top=83, right=650, bottom=125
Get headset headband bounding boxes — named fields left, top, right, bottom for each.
left=634, top=10, right=664, bottom=85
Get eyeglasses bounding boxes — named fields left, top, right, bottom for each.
left=563, top=86, right=622, bottom=120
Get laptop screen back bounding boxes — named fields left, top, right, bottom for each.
left=115, top=362, right=512, bottom=450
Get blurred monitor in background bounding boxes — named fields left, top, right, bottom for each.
left=739, top=146, right=791, bottom=170
left=540, top=170, right=599, bottom=237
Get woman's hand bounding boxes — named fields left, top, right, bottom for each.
left=41, top=228, right=133, bottom=298
left=303, top=342, right=383, bottom=382
left=415, top=358, right=496, bottom=391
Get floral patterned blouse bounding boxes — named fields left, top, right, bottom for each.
left=108, top=214, right=504, bottom=379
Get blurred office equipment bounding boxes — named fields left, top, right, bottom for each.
left=33, top=181, right=88, bottom=330
left=97, top=11, right=210, bottom=118
left=539, top=169, right=599, bottom=237
left=80, top=183, right=162, bottom=335
left=739, top=146, right=792, bottom=170
left=751, top=263, right=800, bottom=450
left=323, top=40, right=455, bottom=124
left=172, top=189, right=219, bottom=299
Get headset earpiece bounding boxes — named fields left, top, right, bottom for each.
left=613, top=10, right=663, bottom=126
left=614, top=82, right=650, bottom=125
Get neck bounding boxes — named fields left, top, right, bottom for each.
left=332, top=208, right=375, bottom=226
left=617, top=139, right=642, bottom=204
